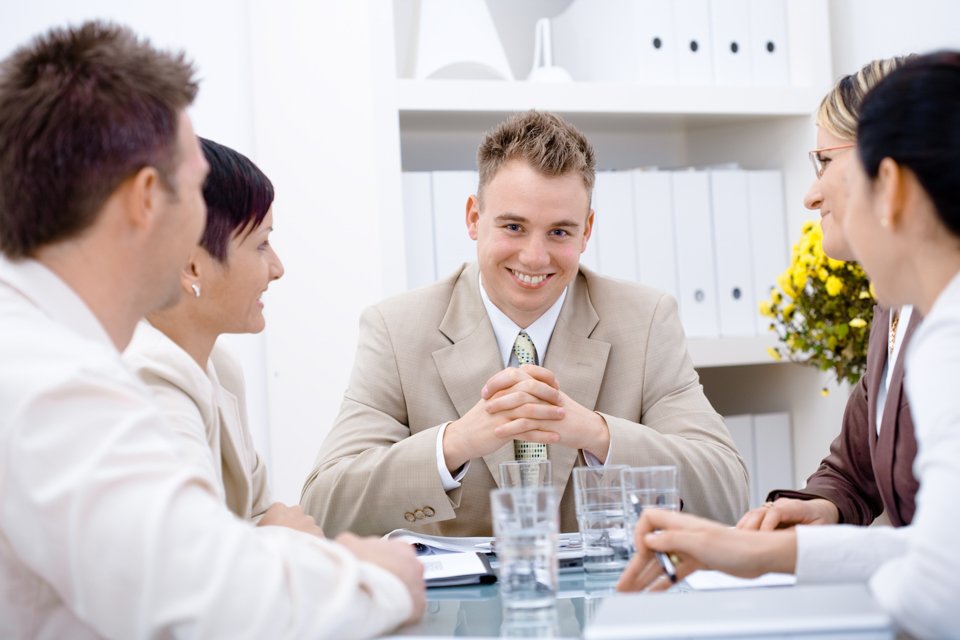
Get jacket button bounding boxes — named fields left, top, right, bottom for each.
left=414, top=509, right=425, bottom=520
left=404, top=512, right=416, bottom=522
left=423, top=506, right=435, bottom=517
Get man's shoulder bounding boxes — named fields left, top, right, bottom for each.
left=579, top=268, right=673, bottom=312
left=370, top=264, right=469, bottom=321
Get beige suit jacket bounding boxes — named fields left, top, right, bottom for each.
left=124, top=321, right=273, bottom=521
left=303, top=264, right=748, bottom=536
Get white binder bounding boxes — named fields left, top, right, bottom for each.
left=723, top=414, right=756, bottom=507
left=671, top=171, right=719, bottom=337
left=710, top=171, right=756, bottom=337
left=550, top=0, right=636, bottom=83
left=593, top=171, right=637, bottom=282
left=673, top=0, right=714, bottom=85
left=748, top=0, right=790, bottom=87
left=431, top=171, right=478, bottom=278
left=401, top=172, right=437, bottom=289
left=746, top=171, right=789, bottom=335
left=710, top=0, right=752, bottom=86
left=753, top=412, right=794, bottom=503
left=632, top=170, right=678, bottom=299
left=634, top=0, right=678, bottom=85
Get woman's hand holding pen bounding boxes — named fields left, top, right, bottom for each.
left=616, top=509, right=800, bottom=593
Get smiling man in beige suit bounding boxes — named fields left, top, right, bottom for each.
left=302, top=110, right=748, bottom=537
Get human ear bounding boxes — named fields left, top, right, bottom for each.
left=466, top=195, right=481, bottom=240
left=581, top=209, right=595, bottom=252
left=125, top=166, right=164, bottom=231
left=875, top=158, right=905, bottom=229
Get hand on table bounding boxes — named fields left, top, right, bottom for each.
left=616, top=509, right=797, bottom=593
left=258, top=502, right=324, bottom=537
left=335, top=532, right=426, bottom=625
left=737, top=497, right=840, bottom=531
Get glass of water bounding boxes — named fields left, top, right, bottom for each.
left=620, top=465, right=680, bottom=554
left=572, top=465, right=630, bottom=576
left=490, top=487, right=559, bottom=610
left=499, top=460, right=552, bottom=489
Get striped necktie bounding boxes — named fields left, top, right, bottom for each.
left=512, top=331, right=547, bottom=461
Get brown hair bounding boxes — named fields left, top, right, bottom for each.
left=0, top=21, right=198, bottom=258
left=476, top=110, right=596, bottom=204
left=817, top=55, right=914, bottom=141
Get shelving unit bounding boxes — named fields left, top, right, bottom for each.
left=384, top=0, right=847, bottom=491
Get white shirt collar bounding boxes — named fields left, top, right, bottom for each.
left=0, top=255, right=114, bottom=350
left=478, top=273, right=568, bottom=367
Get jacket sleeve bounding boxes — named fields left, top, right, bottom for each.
left=767, top=319, right=886, bottom=525
left=602, top=294, right=750, bottom=525
left=301, top=305, right=460, bottom=536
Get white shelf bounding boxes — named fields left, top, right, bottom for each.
left=396, top=79, right=823, bottom=128
left=688, top=334, right=782, bottom=368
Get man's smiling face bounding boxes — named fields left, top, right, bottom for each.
left=467, top=159, right=593, bottom=328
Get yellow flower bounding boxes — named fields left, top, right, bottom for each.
left=827, top=258, right=845, bottom=270
left=777, top=272, right=796, bottom=299
left=766, top=346, right=782, bottom=361
left=821, top=387, right=830, bottom=397
left=817, top=267, right=829, bottom=282
left=801, top=220, right=815, bottom=234
left=825, top=275, right=843, bottom=296
left=770, top=290, right=782, bottom=304
left=782, top=303, right=796, bottom=319
left=859, top=290, right=872, bottom=299
left=792, top=267, right=807, bottom=291
left=758, top=301, right=774, bottom=317
left=849, top=318, right=867, bottom=329
left=869, top=282, right=877, bottom=299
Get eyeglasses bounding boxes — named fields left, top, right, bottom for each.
left=808, top=143, right=856, bottom=179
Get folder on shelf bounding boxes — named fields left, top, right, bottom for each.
left=550, top=0, right=636, bottom=83
left=431, top=171, right=478, bottom=278
left=632, top=170, right=678, bottom=299
left=753, top=412, right=794, bottom=504
left=748, top=0, right=790, bottom=87
left=402, top=172, right=437, bottom=289
left=746, top=171, right=789, bottom=335
left=593, top=171, right=637, bottom=282
left=723, top=414, right=757, bottom=506
left=634, top=0, right=678, bottom=85
left=672, top=0, right=714, bottom=85
left=671, top=170, right=719, bottom=338
left=709, top=0, right=752, bottom=87
left=710, top=170, right=756, bottom=337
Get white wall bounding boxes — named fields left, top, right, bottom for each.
left=829, top=0, right=960, bottom=79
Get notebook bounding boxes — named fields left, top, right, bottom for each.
left=584, top=583, right=893, bottom=639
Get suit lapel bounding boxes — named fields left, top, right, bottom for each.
left=865, top=306, right=888, bottom=452
left=431, top=265, right=514, bottom=481
left=542, top=271, right=610, bottom=499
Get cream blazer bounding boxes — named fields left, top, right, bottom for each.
left=124, top=321, right=272, bottom=521
left=302, top=264, right=748, bottom=536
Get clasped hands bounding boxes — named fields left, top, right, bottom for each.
left=442, top=364, right=610, bottom=472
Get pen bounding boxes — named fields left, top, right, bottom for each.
left=655, top=550, right=678, bottom=583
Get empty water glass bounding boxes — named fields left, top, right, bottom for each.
left=620, top=465, right=680, bottom=554
left=572, top=465, right=630, bottom=576
left=490, top=487, right=559, bottom=609
left=499, top=459, right=552, bottom=489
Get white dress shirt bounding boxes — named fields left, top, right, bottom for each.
left=796, top=272, right=960, bottom=639
left=0, top=257, right=412, bottom=639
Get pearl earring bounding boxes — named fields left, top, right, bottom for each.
left=191, top=283, right=201, bottom=298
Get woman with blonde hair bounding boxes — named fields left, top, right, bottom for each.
left=618, top=51, right=960, bottom=639
left=740, top=55, right=920, bottom=532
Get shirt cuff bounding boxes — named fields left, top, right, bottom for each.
left=583, top=413, right=612, bottom=466
left=436, top=422, right=470, bottom=491
left=795, top=524, right=908, bottom=584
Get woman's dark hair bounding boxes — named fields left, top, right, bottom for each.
left=199, top=137, right=274, bottom=262
left=857, top=50, right=960, bottom=237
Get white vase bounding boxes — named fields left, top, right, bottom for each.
left=413, top=0, right=514, bottom=80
